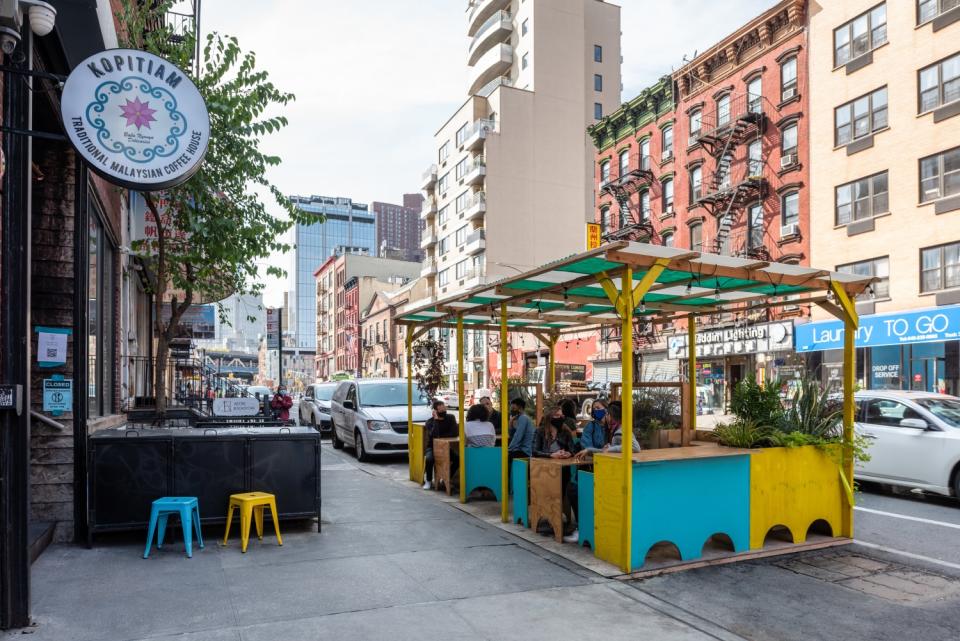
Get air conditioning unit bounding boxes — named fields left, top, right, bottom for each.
left=780, top=153, right=797, bottom=169
left=780, top=222, right=800, bottom=238
left=782, top=87, right=797, bottom=100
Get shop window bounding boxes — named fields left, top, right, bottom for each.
left=835, top=171, right=889, bottom=225
left=921, top=241, right=960, bottom=292
left=919, top=52, right=960, bottom=113
left=837, top=256, right=889, bottom=299
left=88, top=206, right=116, bottom=418
left=835, top=87, right=887, bottom=146
left=919, top=146, right=960, bottom=203
left=834, top=3, right=887, bottom=67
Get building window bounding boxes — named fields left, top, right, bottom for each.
left=456, top=123, right=469, bottom=147
left=522, top=53, right=529, bottom=70
left=780, top=56, right=798, bottom=101
left=455, top=158, right=467, bottom=180
left=689, top=109, right=702, bottom=144
left=455, top=225, right=468, bottom=246
left=920, top=146, right=960, bottom=202
left=438, top=205, right=449, bottom=226
left=439, top=142, right=450, bottom=163
left=594, top=44, right=602, bottom=62
left=594, top=74, right=603, bottom=92
left=835, top=86, right=887, bottom=146
left=690, top=165, right=703, bottom=202
left=455, top=259, right=468, bottom=279
left=781, top=122, right=798, bottom=156
left=922, top=242, right=960, bottom=292
left=919, top=52, right=960, bottom=114
left=438, top=269, right=450, bottom=287
left=522, top=18, right=528, bottom=35
left=662, top=125, right=673, bottom=159
left=663, top=178, right=674, bottom=210
left=662, top=232, right=674, bottom=247
left=640, top=190, right=650, bottom=220
left=838, top=257, right=889, bottom=299
left=599, top=205, right=610, bottom=230
left=834, top=3, right=887, bottom=67
left=747, top=75, right=762, bottom=113
left=718, top=154, right=732, bottom=190
left=619, top=148, right=630, bottom=177
left=438, top=236, right=449, bottom=255
left=748, top=139, right=763, bottom=175
left=748, top=203, right=763, bottom=249
left=600, top=159, right=611, bottom=186
left=88, top=209, right=115, bottom=418
left=689, top=223, right=703, bottom=251
left=455, top=190, right=470, bottom=213
left=716, top=94, right=731, bottom=128
left=594, top=102, right=603, bottom=120
left=836, top=172, right=889, bottom=225
left=919, top=0, right=960, bottom=24
left=438, top=172, right=449, bottom=194
left=781, top=190, right=800, bottom=226
left=639, top=138, right=651, bottom=170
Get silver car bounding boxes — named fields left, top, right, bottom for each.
left=329, top=379, right=432, bottom=461
left=299, top=382, right=338, bottom=433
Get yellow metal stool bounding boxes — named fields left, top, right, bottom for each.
left=222, top=492, right=283, bottom=553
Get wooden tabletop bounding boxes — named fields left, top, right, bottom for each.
left=594, top=442, right=752, bottom=464
left=528, top=456, right=585, bottom=467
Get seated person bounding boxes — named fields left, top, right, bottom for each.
left=560, top=398, right=579, bottom=433
left=479, top=396, right=502, bottom=434
left=507, top=397, right=535, bottom=463
left=532, top=407, right=578, bottom=459
left=422, top=400, right=458, bottom=490
left=579, top=399, right=609, bottom=450
left=464, top=403, right=496, bottom=447
left=573, top=401, right=640, bottom=460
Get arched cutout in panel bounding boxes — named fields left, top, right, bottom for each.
left=643, top=540, right=683, bottom=565
left=701, top=532, right=735, bottom=556
left=806, top=518, right=834, bottom=539
left=762, top=524, right=795, bottom=547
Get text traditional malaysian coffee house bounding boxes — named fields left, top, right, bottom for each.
left=796, top=306, right=960, bottom=395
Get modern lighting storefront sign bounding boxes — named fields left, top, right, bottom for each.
left=60, top=49, right=210, bottom=190
left=668, top=321, right=794, bottom=359
left=794, top=306, right=960, bottom=352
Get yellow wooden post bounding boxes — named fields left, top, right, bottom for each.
left=500, top=303, right=509, bottom=523
left=547, top=335, right=557, bottom=392
left=687, top=314, right=697, bottom=445
left=406, top=329, right=415, bottom=482
left=620, top=267, right=634, bottom=573
left=830, top=281, right=859, bottom=538
left=457, top=314, right=466, bottom=503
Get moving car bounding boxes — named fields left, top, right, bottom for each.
left=329, top=378, right=432, bottom=461
left=854, top=390, right=960, bottom=498
left=299, top=382, right=338, bottom=433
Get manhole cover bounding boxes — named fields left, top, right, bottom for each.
left=776, top=551, right=960, bottom=604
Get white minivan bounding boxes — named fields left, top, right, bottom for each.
left=329, top=379, right=432, bottom=461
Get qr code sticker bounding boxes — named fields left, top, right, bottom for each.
left=46, top=348, right=57, bottom=359
left=0, top=388, right=12, bottom=407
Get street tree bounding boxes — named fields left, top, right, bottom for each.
left=116, top=1, right=312, bottom=413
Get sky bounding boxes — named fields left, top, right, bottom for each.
left=201, top=0, right=776, bottom=306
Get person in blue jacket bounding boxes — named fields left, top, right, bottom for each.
left=579, top=398, right=609, bottom=450
left=507, top=397, right=534, bottom=463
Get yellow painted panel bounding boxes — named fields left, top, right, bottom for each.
left=749, top=445, right=845, bottom=549
left=594, top=454, right=628, bottom=571
left=408, top=423, right=426, bottom=484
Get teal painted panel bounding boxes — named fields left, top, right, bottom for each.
left=465, top=448, right=502, bottom=501
left=578, top=470, right=595, bottom=550
left=511, top=459, right=529, bottom=527
left=631, top=455, right=750, bottom=570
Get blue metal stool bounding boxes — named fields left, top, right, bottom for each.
left=143, top=497, right=204, bottom=559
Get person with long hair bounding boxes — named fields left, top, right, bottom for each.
left=465, top=403, right=496, bottom=447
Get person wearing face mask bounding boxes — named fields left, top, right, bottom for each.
left=532, top=407, right=578, bottom=459
left=422, top=400, right=459, bottom=490
left=579, top=399, right=609, bottom=450
left=507, top=397, right=534, bottom=463
left=270, top=386, right=293, bottom=422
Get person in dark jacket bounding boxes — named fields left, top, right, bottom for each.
left=560, top=398, right=579, bottom=433
left=532, top=407, right=578, bottom=459
left=479, top=396, right=502, bottom=434
left=422, top=400, right=458, bottom=490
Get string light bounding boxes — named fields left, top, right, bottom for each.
left=640, top=298, right=646, bottom=313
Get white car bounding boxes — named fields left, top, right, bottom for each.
left=854, top=390, right=960, bottom=498
left=329, top=379, right=432, bottom=461
left=299, top=382, right=338, bottom=433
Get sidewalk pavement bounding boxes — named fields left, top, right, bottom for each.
left=7, top=445, right=746, bottom=641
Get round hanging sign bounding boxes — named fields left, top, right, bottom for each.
left=60, top=48, right=210, bottom=191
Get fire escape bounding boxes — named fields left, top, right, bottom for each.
left=600, top=152, right=657, bottom=243
left=693, top=93, right=770, bottom=260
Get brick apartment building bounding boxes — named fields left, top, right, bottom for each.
left=373, top=194, right=424, bottom=263
left=588, top=0, right=810, bottom=406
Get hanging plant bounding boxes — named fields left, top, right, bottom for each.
left=413, top=337, right=446, bottom=400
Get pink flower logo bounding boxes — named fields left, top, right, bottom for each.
left=119, top=97, right=157, bottom=130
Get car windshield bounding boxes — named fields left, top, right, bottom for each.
left=359, top=383, right=430, bottom=407
left=315, top=385, right=337, bottom=401
left=914, top=398, right=960, bottom=428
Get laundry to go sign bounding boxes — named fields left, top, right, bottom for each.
left=43, top=376, right=73, bottom=416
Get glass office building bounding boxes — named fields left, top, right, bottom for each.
left=291, top=195, right=375, bottom=350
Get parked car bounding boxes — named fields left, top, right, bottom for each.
left=854, top=390, right=960, bottom=498
left=299, top=382, right=338, bottom=433
left=434, top=389, right=460, bottom=409
left=330, top=378, right=432, bottom=461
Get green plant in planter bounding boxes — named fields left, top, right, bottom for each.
left=778, top=376, right=842, bottom=439
left=713, top=419, right=776, bottom=449
left=730, top=376, right=784, bottom=426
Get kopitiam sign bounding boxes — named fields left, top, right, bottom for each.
left=60, top=49, right=210, bottom=190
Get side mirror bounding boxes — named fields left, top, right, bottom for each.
left=900, top=418, right=927, bottom=429
left=343, top=400, right=355, bottom=410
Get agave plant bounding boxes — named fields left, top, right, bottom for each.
left=779, top=376, right=842, bottom=440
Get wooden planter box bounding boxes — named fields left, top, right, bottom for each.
left=749, top=444, right=850, bottom=550
left=644, top=428, right=682, bottom=449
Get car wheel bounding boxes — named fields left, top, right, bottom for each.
left=355, top=429, right=370, bottom=463
left=331, top=427, right=344, bottom=449
left=953, top=466, right=960, bottom=499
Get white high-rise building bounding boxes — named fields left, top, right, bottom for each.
left=416, top=0, right=621, bottom=391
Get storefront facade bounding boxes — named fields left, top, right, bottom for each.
left=796, top=306, right=960, bottom=395
left=669, top=321, right=796, bottom=415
